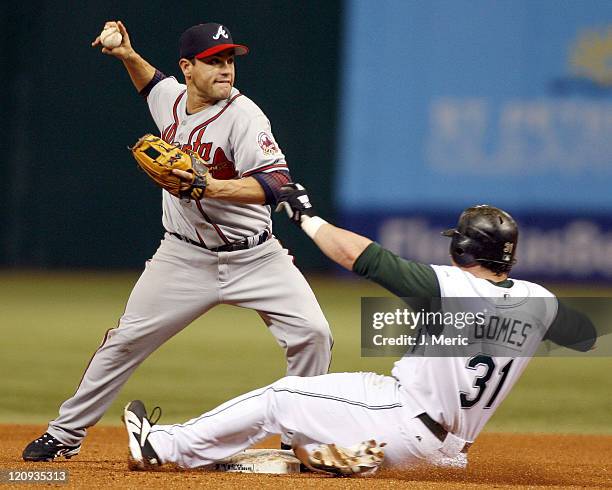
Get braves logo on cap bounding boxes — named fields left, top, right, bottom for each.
left=213, top=25, right=229, bottom=40
left=179, top=23, right=249, bottom=60
left=258, top=132, right=279, bottom=155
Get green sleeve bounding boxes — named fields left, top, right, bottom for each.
left=353, top=242, right=440, bottom=298
left=544, top=301, right=597, bottom=352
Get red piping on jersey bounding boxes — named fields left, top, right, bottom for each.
left=162, top=90, right=186, bottom=142
left=242, top=163, right=289, bottom=177
left=194, top=228, right=208, bottom=248
left=173, top=91, right=186, bottom=125
left=195, top=200, right=231, bottom=244
left=187, top=92, right=243, bottom=143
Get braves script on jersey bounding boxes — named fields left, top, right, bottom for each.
left=148, top=78, right=286, bottom=246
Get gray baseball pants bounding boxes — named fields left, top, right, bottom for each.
left=47, top=234, right=332, bottom=446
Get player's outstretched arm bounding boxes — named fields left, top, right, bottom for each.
left=276, top=184, right=372, bottom=271
left=91, top=21, right=156, bottom=93
left=277, top=183, right=440, bottom=297
left=311, top=223, right=373, bottom=271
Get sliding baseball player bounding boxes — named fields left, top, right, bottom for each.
left=122, top=189, right=596, bottom=475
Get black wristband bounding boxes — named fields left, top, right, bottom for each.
left=139, top=69, right=168, bottom=98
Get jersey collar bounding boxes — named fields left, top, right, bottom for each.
left=488, top=278, right=514, bottom=288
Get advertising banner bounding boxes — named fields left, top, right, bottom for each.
left=338, top=1, right=612, bottom=280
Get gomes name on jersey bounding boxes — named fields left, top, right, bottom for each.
left=473, top=315, right=533, bottom=348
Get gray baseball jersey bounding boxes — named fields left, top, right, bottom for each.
left=148, top=78, right=286, bottom=245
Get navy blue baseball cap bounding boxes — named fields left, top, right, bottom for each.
left=179, top=23, right=249, bottom=60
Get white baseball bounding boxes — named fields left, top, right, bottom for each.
left=100, top=27, right=122, bottom=49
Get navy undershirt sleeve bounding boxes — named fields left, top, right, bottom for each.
left=252, top=170, right=292, bottom=206
left=139, top=69, right=168, bottom=98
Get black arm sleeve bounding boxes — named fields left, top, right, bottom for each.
left=353, top=242, right=440, bottom=298
left=251, top=170, right=292, bottom=205
left=544, top=301, right=597, bottom=351
left=139, top=69, right=168, bottom=98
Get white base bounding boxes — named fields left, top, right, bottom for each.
left=211, top=449, right=301, bottom=474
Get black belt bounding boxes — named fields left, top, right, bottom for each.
left=417, top=413, right=471, bottom=453
left=168, top=230, right=270, bottom=252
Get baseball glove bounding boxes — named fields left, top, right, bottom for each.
left=129, top=134, right=208, bottom=200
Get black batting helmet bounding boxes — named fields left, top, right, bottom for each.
left=442, top=205, right=518, bottom=274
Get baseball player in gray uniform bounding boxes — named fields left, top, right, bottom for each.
left=120, top=192, right=596, bottom=475
left=22, top=22, right=332, bottom=462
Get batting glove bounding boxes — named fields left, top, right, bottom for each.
left=275, top=183, right=316, bottom=225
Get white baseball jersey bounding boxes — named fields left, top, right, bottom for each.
left=392, top=265, right=558, bottom=443
left=145, top=267, right=559, bottom=471
left=147, top=77, right=288, bottom=247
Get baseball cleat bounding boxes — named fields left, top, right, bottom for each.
left=122, top=400, right=162, bottom=470
left=305, top=440, right=386, bottom=477
left=22, top=433, right=81, bottom=462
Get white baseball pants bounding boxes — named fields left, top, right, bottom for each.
left=148, top=372, right=468, bottom=469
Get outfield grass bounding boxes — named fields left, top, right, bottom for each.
left=1, top=272, right=610, bottom=433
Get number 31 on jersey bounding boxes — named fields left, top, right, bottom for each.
left=460, top=355, right=515, bottom=409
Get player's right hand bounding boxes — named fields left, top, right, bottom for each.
left=275, top=183, right=317, bottom=225
left=91, top=21, right=134, bottom=60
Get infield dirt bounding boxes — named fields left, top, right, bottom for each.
left=2, top=425, right=610, bottom=489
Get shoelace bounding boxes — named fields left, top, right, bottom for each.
left=149, top=406, right=162, bottom=425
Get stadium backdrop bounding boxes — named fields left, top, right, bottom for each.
left=1, top=0, right=612, bottom=283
